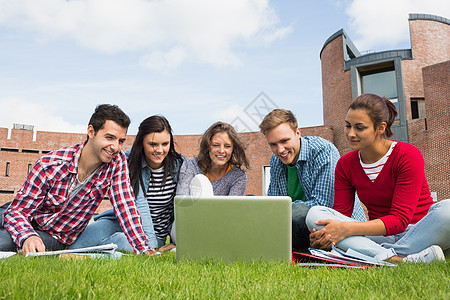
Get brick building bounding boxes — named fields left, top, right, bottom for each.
left=320, top=13, right=449, bottom=200
left=1, top=13, right=448, bottom=213
left=0, top=124, right=333, bottom=211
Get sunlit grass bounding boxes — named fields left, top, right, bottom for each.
left=0, top=253, right=448, bottom=299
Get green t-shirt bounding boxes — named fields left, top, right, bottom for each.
left=286, top=164, right=306, bottom=202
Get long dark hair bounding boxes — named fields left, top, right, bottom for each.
left=197, top=122, right=249, bottom=173
left=128, top=115, right=182, bottom=196
left=348, top=94, right=398, bottom=138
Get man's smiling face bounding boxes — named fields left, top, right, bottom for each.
left=265, top=123, right=301, bottom=166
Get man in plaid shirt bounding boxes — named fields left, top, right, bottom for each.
left=259, top=109, right=366, bottom=251
left=0, top=104, right=154, bottom=254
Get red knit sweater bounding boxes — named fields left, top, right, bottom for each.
left=334, top=141, right=434, bottom=235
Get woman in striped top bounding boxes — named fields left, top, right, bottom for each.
left=71, top=115, right=183, bottom=250
left=306, top=93, right=449, bottom=263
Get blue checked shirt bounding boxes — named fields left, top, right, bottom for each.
left=268, top=136, right=366, bottom=221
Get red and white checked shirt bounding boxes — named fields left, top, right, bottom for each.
left=3, top=143, right=151, bottom=254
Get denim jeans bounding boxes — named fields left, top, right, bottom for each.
left=292, top=201, right=311, bottom=251
left=68, top=218, right=165, bottom=251
left=306, top=199, right=450, bottom=261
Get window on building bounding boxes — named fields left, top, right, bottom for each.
left=22, top=149, right=40, bottom=154
left=411, top=97, right=426, bottom=119
left=1, top=148, right=19, bottom=152
left=0, top=190, right=14, bottom=194
left=262, top=165, right=271, bottom=196
left=28, top=163, right=33, bottom=173
left=5, top=162, right=10, bottom=176
left=359, top=63, right=400, bottom=124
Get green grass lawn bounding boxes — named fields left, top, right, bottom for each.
left=0, top=252, right=448, bottom=299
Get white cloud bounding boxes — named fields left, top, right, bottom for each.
left=0, top=0, right=291, bottom=69
left=212, top=103, right=245, bottom=121
left=139, top=46, right=187, bottom=73
left=0, top=97, right=86, bottom=133
left=213, top=104, right=260, bottom=133
left=212, top=102, right=269, bottom=133
left=346, top=0, right=450, bottom=51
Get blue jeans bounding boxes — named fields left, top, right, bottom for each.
left=292, top=201, right=311, bottom=250
left=306, top=199, right=450, bottom=261
left=69, top=218, right=164, bottom=251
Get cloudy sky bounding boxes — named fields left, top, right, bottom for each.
left=0, top=0, right=448, bottom=135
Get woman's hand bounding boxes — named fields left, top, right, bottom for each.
left=309, top=228, right=333, bottom=250
left=158, top=243, right=176, bottom=252
left=310, top=218, right=387, bottom=250
left=310, top=219, right=351, bottom=249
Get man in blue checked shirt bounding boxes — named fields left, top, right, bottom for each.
left=259, top=109, right=366, bottom=251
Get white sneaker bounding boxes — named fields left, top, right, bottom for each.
left=403, top=245, right=445, bottom=263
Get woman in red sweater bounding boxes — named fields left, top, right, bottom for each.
left=306, top=93, right=449, bottom=263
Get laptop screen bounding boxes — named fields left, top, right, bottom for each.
left=175, top=196, right=292, bottom=263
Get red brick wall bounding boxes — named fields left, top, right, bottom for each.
left=402, top=19, right=450, bottom=120
left=0, top=126, right=334, bottom=211
left=409, top=60, right=450, bottom=200
left=320, top=35, right=354, bottom=155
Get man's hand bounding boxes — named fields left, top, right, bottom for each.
left=21, top=236, right=45, bottom=253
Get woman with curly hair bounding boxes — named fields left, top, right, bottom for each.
left=176, top=121, right=249, bottom=196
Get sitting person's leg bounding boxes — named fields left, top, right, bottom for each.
left=0, top=229, right=17, bottom=251
left=381, top=199, right=450, bottom=257
left=306, top=206, right=396, bottom=261
left=103, top=232, right=134, bottom=252
left=0, top=203, right=16, bottom=251
left=95, top=229, right=165, bottom=252
left=34, top=230, right=66, bottom=251
left=0, top=228, right=65, bottom=252
left=291, top=202, right=311, bottom=251
left=68, top=218, right=122, bottom=249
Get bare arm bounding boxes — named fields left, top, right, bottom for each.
left=310, top=219, right=386, bottom=249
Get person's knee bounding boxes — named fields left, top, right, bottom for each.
left=431, top=199, right=450, bottom=223
left=292, top=203, right=310, bottom=219
left=291, top=203, right=310, bottom=230
left=305, top=205, right=330, bottom=231
left=108, top=232, right=133, bottom=252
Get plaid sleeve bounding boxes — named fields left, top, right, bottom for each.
left=3, top=160, right=47, bottom=247
left=108, top=154, right=151, bottom=254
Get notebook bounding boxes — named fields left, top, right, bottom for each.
left=174, top=195, right=292, bottom=263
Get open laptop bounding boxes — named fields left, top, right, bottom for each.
left=174, top=195, right=292, bottom=263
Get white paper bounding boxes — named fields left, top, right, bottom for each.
left=0, top=252, right=17, bottom=259
left=25, top=243, right=118, bottom=257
